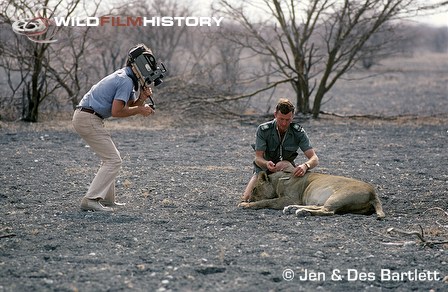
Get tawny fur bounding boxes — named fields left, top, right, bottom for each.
left=240, top=167, right=385, bottom=219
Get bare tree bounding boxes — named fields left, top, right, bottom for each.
left=44, top=1, right=105, bottom=110
left=0, top=0, right=81, bottom=122
left=0, top=30, right=30, bottom=120
left=92, top=0, right=193, bottom=109
left=214, top=0, right=447, bottom=118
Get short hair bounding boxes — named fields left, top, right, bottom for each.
left=275, top=98, right=295, bottom=115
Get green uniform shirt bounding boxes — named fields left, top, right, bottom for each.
left=254, top=119, right=313, bottom=171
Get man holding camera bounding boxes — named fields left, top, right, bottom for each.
left=72, top=44, right=155, bottom=212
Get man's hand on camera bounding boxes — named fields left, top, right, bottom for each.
left=139, top=86, right=153, bottom=101
left=140, top=104, right=154, bottom=117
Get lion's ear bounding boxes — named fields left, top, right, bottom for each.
left=259, top=171, right=269, bottom=182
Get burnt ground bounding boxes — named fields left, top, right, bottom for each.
left=0, top=113, right=447, bottom=292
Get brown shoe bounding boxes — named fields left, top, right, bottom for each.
left=99, top=200, right=126, bottom=207
left=81, top=198, right=114, bottom=212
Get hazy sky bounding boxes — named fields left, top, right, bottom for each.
left=97, top=0, right=447, bottom=27
left=191, top=0, right=447, bottom=27
left=409, top=10, right=448, bottom=27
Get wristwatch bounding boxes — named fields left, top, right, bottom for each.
left=305, top=163, right=311, bottom=170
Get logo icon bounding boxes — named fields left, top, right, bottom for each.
left=11, top=6, right=57, bottom=43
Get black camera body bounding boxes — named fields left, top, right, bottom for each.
left=128, top=45, right=167, bottom=88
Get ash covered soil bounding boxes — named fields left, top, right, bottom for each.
left=0, top=114, right=447, bottom=291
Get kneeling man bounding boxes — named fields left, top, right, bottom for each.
left=241, top=98, right=319, bottom=202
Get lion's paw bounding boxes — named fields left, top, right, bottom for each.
left=283, top=205, right=300, bottom=215
left=238, top=202, right=250, bottom=208
left=295, top=209, right=312, bottom=217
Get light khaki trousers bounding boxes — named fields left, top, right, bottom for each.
left=72, top=109, right=122, bottom=202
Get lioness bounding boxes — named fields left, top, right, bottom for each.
left=239, top=169, right=385, bottom=219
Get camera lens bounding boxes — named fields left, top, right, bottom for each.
left=154, top=79, right=163, bottom=86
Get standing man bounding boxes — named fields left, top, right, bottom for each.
left=241, top=98, right=319, bottom=202
left=73, top=44, right=155, bottom=212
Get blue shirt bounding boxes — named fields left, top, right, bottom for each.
left=78, top=67, right=136, bottom=118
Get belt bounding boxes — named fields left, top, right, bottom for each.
left=79, top=107, right=103, bottom=119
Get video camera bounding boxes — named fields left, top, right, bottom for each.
left=128, top=45, right=167, bottom=109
